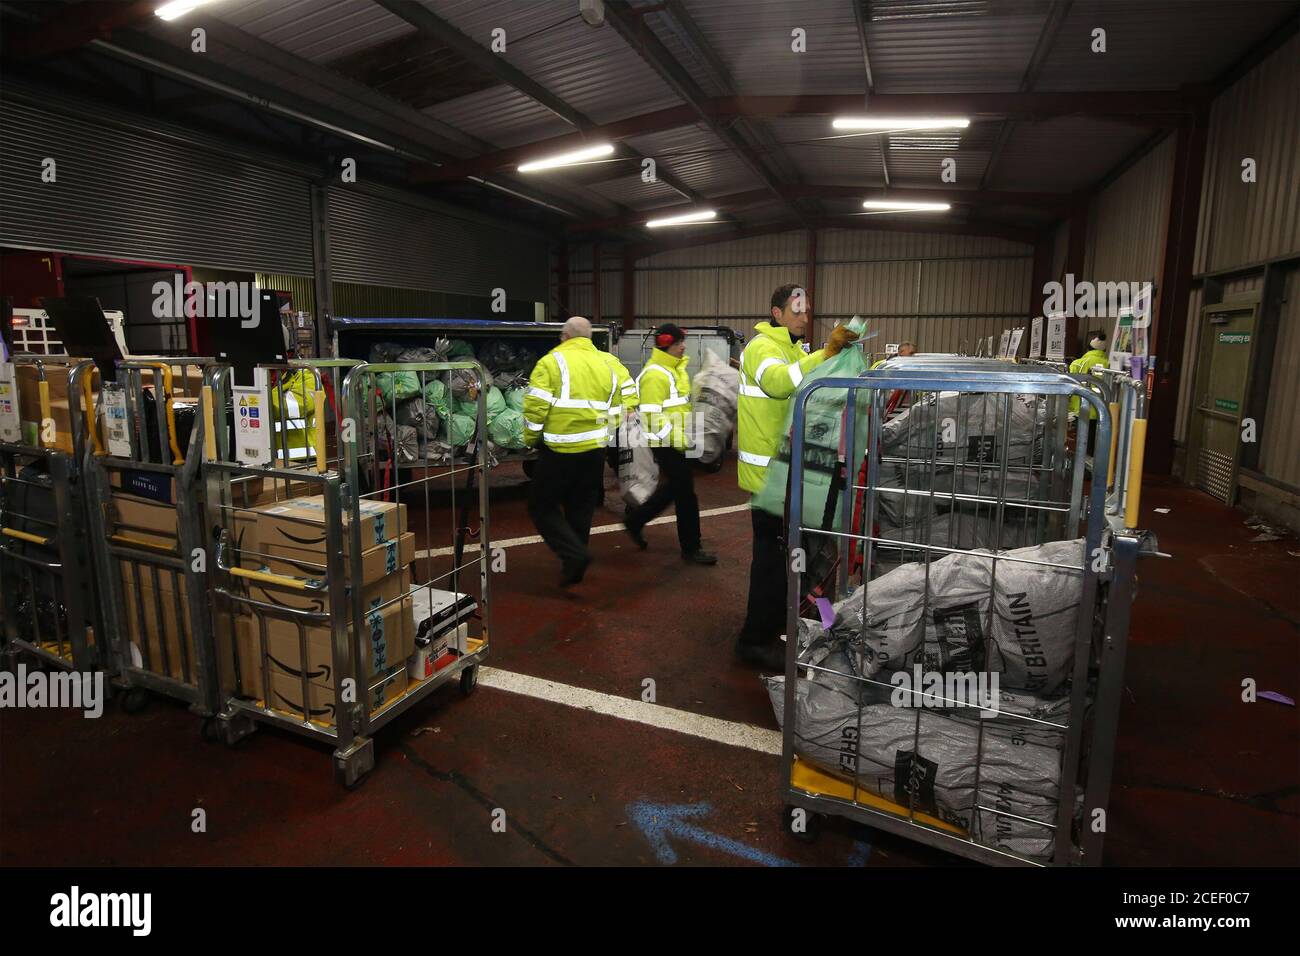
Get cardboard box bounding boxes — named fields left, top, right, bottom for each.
left=261, top=593, right=414, bottom=680
left=16, top=361, right=97, bottom=422
left=266, top=665, right=409, bottom=726
left=110, top=494, right=180, bottom=552
left=118, top=561, right=195, bottom=682
left=19, top=399, right=74, bottom=452
left=262, top=532, right=414, bottom=586
left=246, top=495, right=408, bottom=553
left=248, top=561, right=406, bottom=615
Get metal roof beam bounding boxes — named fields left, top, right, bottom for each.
left=981, top=0, right=1074, bottom=189
left=90, top=30, right=602, bottom=219
left=604, top=0, right=808, bottom=225
left=629, top=215, right=1039, bottom=258
left=373, top=0, right=704, bottom=205
left=415, top=89, right=1201, bottom=183
left=571, top=184, right=1083, bottom=234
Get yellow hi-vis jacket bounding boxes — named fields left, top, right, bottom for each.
left=268, top=368, right=318, bottom=462
left=737, top=321, right=829, bottom=493
left=637, top=348, right=691, bottom=451
left=1068, top=347, right=1109, bottom=418
left=602, top=351, right=639, bottom=439
left=523, top=337, right=620, bottom=453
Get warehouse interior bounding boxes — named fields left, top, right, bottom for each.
left=0, top=0, right=1297, bottom=876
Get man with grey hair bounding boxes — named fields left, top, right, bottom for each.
left=522, top=316, right=625, bottom=586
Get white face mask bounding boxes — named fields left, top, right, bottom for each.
left=1090, top=337, right=1106, bottom=350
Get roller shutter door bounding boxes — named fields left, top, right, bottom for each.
left=0, top=94, right=314, bottom=274
left=327, top=188, right=549, bottom=303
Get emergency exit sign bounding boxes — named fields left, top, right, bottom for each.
left=1217, top=331, right=1251, bottom=344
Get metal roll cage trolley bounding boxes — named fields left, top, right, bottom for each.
left=83, top=357, right=222, bottom=717
left=780, top=354, right=1154, bottom=865
left=205, top=359, right=492, bottom=786
left=0, top=356, right=101, bottom=675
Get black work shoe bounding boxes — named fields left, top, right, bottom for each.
left=560, top=558, right=590, bottom=588
left=682, top=549, right=717, bottom=565
left=623, top=520, right=648, bottom=550
left=735, top=640, right=786, bottom=672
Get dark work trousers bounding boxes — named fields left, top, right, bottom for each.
left=527, top=446, right=606, bottom=573
left=625, top=446, right=702, bottom=554
left=738, top=507, right=788, bottom=648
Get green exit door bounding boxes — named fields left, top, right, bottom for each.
left=1187, top=302, right=1258, bottom=502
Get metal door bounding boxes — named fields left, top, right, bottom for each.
left=1189, top=303, right=1257, bottom=502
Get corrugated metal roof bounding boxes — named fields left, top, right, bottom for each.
left=419, top=0, right=683, bottom=122
left=987, top=117, right=1152, bottom=191
left=1033, top=0, right=1294, bottom=91
left=867, top=0, right=1053, bottom=93
left=672, top=0, right=869, bottom=95
left=763, top=116, right=885, bottom=184
left=639, top=11, right=732, bottom=98
left=212, top=0, right=416, bottom=63
left=622, top=125, right=765, bottom=196
left=423, top=84, right=573, bottom=148
left=586, top=175, right=688, bottom=208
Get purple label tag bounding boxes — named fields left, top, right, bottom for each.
left=815, top=597, right=835, bottom=631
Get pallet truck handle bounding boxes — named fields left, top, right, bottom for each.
left=314, top=388, right=326, bottom=473
left=2, top=527, right=50, bottom=546
left=201, top=385, right=217, bottom=461
left=83, top=372, right=106, bottom=456
left=38, top=379, right=52, bottom=448
left=213, top=528, right=324, bottom=592
left=1107, top=400, right=1120, bottom=491
left=131, top=361, right=185, bottom=465
left=228, top=565, right=312, bottom=591
left=110, top=533, right=174, bottom=553
left=1124, top=417, right=1147, bottom=530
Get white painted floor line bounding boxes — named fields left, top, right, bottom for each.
left=416, top=502, right=750, bottom=559
left=477, top=666, right=783, bottom=756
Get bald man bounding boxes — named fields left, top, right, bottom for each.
left=522, top=317, right=625, bottom=586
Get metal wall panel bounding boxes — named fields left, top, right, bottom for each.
left=640, top=231, right=808, bottom=268
left=636, top=268, right=725, bottom=318
left=1084, top=135, right=1174, bottom=287
left=1194, top=33, right=1300, bottom=273
left=1173, top=283, right=1204, bottom=445
left=327, top=187, right=549, bottom=301
left=818, top=259, right=920, bottom=315
left=565, top=261, right=625, bottom=321
left=0, top=94, right=315, bottom=274
left=628, top=228, right=1034, bottom=357
left=1259, top=267, right=1300, bottom=488
left=257, top=272, right=317, bottom=317
left=1051, top=220, right=1070, bottom=280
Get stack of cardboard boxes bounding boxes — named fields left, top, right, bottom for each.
left=16, top=360, right=97, bottom=453
left=113, top=493, right=197, bottom=681
left=231, top=494, right=417, bottom=726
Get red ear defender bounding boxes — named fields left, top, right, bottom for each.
left=656, top=333, right=674, bottom=348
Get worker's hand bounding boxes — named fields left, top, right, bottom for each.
left=825, top=324, right=860, bottom=356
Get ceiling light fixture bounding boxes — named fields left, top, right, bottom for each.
left=862, top=200, right=952, bottom=212
left=833, top=117, right=970, bottom=131
left=645, top=209, right=718, bottom=228
left=155, top=0, right=217, bottom=20
left=517, top=143, right=614, bottom=173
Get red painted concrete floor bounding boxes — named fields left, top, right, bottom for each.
left=1, top=464, right=1296, bottom=866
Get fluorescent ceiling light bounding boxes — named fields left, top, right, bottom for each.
left=863, top=200, right=952, bottom=212
left=155, top=0, right=217, bottom=20
left=833, top=117, right=970, bottom=131
left=517, top=143, right=614, bottom=172
left=645, top=209, right=717, bottom=228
